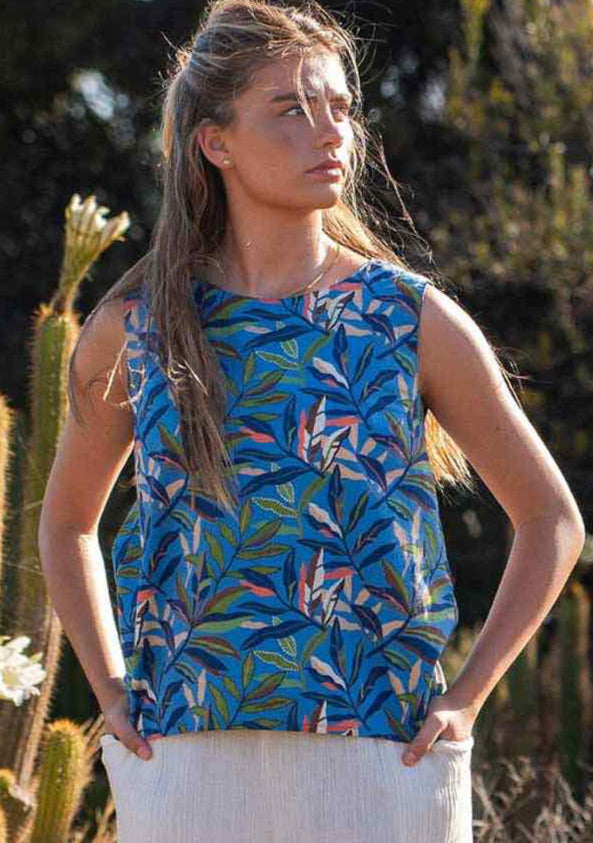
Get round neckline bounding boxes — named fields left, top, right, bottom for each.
left=195, top=257, right=380, bottom=303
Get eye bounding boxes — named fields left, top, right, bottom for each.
left=283, top=103, right=354, bottom=117
left=284, top=105, right=306, bottom=116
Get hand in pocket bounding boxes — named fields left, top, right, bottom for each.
left=101, top=687, right=153, bottom=761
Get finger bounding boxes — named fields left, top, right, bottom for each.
left=120, top=726, right=153, bottom=761
left=402, top=729, right=441, bottom=766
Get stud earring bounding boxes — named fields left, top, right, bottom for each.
left=223, top=157, right=231, bottom=166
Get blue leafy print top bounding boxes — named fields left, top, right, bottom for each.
left=111, top=258, right=458, bottom=745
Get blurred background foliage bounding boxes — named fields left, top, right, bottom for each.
left=1, top=0, right=592, bottom=792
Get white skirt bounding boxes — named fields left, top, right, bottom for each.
left=100, top=729, right=474, bottom=843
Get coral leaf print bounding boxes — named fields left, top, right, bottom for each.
left=311, top=357, right=349, bottom=388
left=309, top=655, right=347, bottom=690
left=305, top=504, right=342, bottom=539
left=116, top=263, right=460, bottom=741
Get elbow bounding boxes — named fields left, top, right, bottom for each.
left=38, top=507, right=53, bottom=573
left=557, top=505, right=587, bottom=563
left=561, top=497, right=587, bottom=550
left=572, top=514, right=587, bottom=556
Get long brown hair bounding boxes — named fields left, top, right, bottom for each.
left=69, top=0, right=522, bottom=516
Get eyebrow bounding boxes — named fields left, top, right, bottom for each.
left=270, top=90, right=353, bottom=104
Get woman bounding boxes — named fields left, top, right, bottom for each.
left=39, top=1, right=585, bottom=841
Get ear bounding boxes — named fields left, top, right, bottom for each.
left=192, top=120, right=230, bottom=170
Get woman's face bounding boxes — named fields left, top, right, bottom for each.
left=201, top=49, right=355, bottom=212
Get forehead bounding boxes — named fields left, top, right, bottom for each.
left=244, top=51, right=350, bottom=102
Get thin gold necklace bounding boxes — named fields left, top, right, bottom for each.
left=217, top=241, right=342, bottom=298
left=290, top=241, right=342, bottom=296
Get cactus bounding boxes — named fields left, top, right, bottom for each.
left=0, top=767, right=36, bottom=843
left=0, top=194, right=128, bottom=841
left=1, top=300, right=82, bottom=789
left=28, top=720, right=92, bottom=843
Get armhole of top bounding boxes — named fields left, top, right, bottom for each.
left=396, top=271, right=430, bottom=421
left=121, top=290, right=144, bottom=417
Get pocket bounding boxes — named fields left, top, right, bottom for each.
left=100, top=733, right=121, bottom=748
left=431, top=735, right=474, bottom=754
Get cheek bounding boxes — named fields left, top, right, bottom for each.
left=239, top=126, right=303, bottom=178
left=259, top=121, right=303, bottom=154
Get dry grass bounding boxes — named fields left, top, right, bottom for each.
left=471, top=752, right=593, bottom=841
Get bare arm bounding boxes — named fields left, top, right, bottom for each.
left=38, top=296, right=134, bottom=717
left=418, top=284, right=586, bottom=717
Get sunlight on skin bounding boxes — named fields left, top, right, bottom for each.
left=195, top=50, right=359, bottom=299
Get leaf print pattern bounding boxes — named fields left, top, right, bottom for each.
left=109, top=259, right=458, bottom=744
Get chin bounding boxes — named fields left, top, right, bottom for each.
left=307, top=183, right=344, bottom=202
left=314, top=191, right=343, bottom=209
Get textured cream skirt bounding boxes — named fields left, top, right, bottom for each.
left=100, top=729, right=474, bottom=842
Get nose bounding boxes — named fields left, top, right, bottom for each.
left=313, top=106, right=346, bottom=149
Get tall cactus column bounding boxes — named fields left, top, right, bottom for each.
left=3, top=305, right=80, bottom=788
left=0, top=195, right=129, bottom=798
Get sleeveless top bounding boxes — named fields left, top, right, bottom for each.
left=111, top=258, right=459, bottom=744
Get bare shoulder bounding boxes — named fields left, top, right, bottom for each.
left=417, top=283, right=585, bottom=530
left=73, top=293, right=130, bottom=405
left=417, top=283, right=506, bottom=409
left=40, top=293, right=135, bottom=536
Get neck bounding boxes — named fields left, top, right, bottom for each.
left=211, top=211, right=337, bottom=298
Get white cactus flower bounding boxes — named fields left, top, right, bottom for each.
left=0, top=634, right=47, bottom=706
left=58, top=193, right=130, bottom=298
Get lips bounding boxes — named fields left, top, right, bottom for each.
left=308, top=160, right=343, bottom=173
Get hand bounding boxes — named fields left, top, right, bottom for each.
left=401, top=691, right=477, bottom=766
left=101, top=687, right=153, bottom=761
